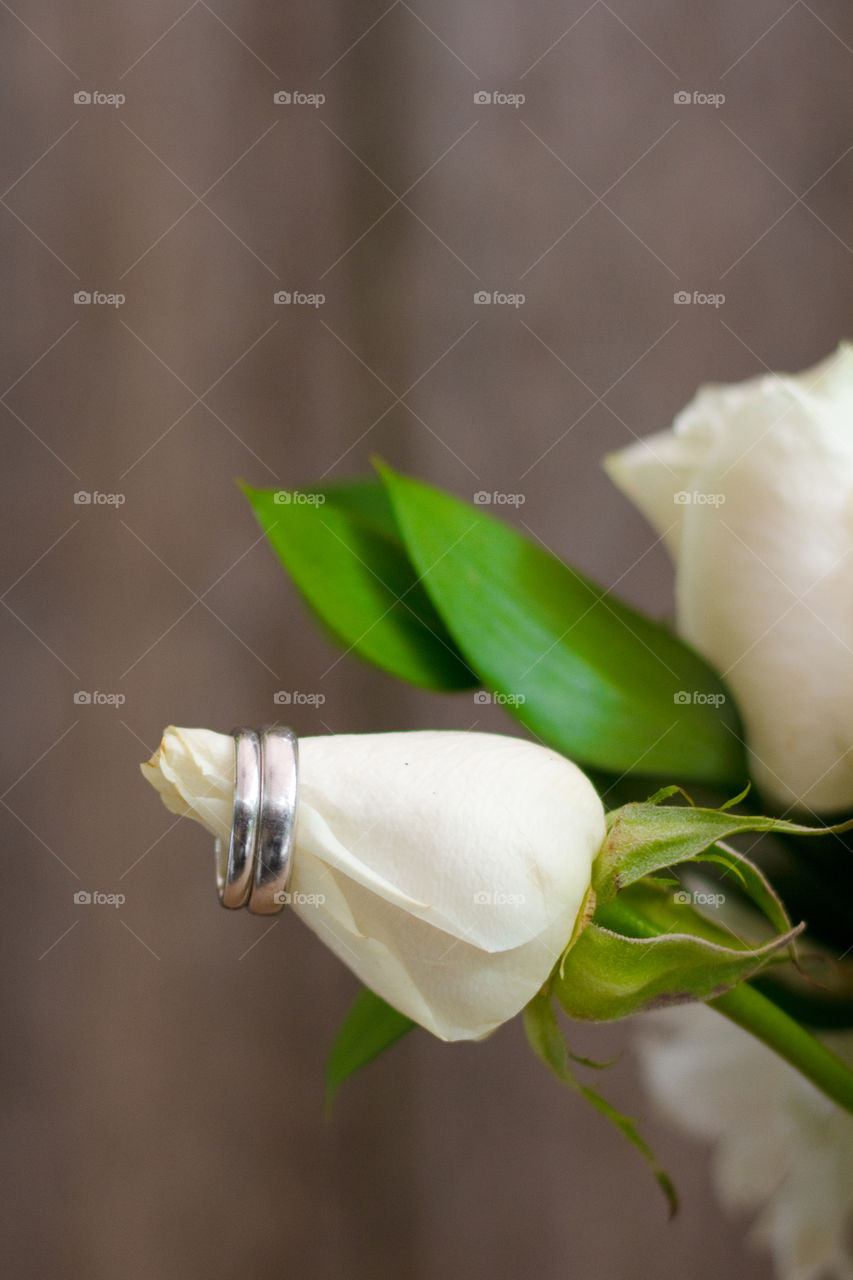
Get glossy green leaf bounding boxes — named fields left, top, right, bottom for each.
left=326, top=987, right=414, bottom=1109
left=523, top=991, right=677, bottom=1216
left=377, top=464, right=745, bottom=785
left=242, top=480, right=477, bottom=691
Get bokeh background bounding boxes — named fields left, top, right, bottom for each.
left=3, top=2, right=853, bottom=1276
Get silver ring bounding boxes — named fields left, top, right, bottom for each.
left=215, top=728, right=261, bottom=910
left=214, top=726, right=298, bottom=915
left=249, top=726, right=299, bottom=916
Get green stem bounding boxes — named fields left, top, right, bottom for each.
left=597, top=897, right=853, bottom=1118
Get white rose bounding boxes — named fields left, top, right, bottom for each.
left=142, top=727, right=605, bottom=1041
left=605, top=344, right=853, bottom=813
left=637, top=1005, right=853, bottom=1280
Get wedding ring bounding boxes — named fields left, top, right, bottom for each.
left=249, top=725, right=299, bottom=916
left=215, top=726, right=299, bottom=915
left=215, top=728, right=261, bottom=909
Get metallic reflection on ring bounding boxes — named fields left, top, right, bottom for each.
left=214, top=725, right=299, bottom=915
left=249, top=726, right=298, bottom=916
left=215, top=728, right=261, bottom=910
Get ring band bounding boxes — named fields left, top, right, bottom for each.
left=215, top=725, right=298, bottom=915
left=249, top=726, right=299, bottom=916
left=215, top=728, right=261, bottom=910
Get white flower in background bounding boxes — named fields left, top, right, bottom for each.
left=142, top=727, right=605, bottom=1041
left=637, top=1004, right=853, bottom=1280
left=605, top=344, right=853, bottom=813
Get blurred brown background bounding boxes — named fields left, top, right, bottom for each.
left=3, top=2, right=852, bottom=1276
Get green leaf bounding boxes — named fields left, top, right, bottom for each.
left=720, top=783, right=752, bottom=812
left=593, top=799, right=853, bottom=935
left=554, top=906, right=802, bottom=1022
left=326, top=987, right=415, bottom=1110
left=376, top=464, right=745, bottom=785
left=643, top=784, right=689, bottom=807
left=242, top=479, right=477, bottom=691
left=523, top=991, right=677, bottom=1216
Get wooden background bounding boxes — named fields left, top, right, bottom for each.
left=2, top=2, right=853, bottom=1275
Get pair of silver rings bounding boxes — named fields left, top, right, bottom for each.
left=214, top=726, right=299, bottom=915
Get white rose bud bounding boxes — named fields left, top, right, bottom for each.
left=142, top=727, right=605, bottom=1041
left=605, top=344, right=853, bottom=813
